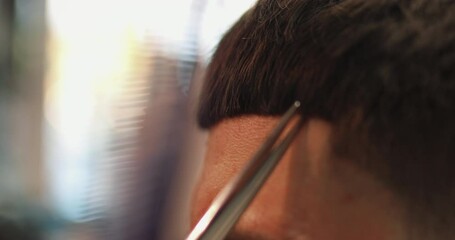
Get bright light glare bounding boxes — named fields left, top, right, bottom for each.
left=44, top=0, right=146, bottom=221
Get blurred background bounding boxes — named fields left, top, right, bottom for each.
left=0, top=0, right=256, bottom=239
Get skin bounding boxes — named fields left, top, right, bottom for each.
left=191, top=115, right=407, bottom=240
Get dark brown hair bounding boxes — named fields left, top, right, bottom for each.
left=198, top=0, right=455, bottom=237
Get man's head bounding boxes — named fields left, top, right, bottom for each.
left=192, top=0, right=455, bottom=239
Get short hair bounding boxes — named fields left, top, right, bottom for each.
left=198, top=0, right=455, bottom=237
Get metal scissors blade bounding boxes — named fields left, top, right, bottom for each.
left=187, top=101, right=302, bottom=240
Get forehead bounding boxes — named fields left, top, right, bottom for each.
left=192, top=116, right=334, bottom=239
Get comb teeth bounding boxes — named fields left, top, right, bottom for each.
left=76, top=41, right=153, bottom=240
left=113, top=39, right=195, bottom=239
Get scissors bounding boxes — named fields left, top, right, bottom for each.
left=187, top=101, right=302, bottom=240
